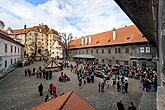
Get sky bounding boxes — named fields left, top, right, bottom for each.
left=0, top=0, right=133, bottom=37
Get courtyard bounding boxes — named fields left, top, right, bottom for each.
left=0, top=61, right=156, bottom=110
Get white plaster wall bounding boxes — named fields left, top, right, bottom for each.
left=0, top=37, right=22, bottom=71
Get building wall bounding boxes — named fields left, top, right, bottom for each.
left=69, top=43, right=156, bottom=68
left=14, top=31, right=61, bottom=57
left=0, top=37, right=23, bottom=72
left=48, top=34, right=61, bottom=53
left=51, top=41, right=63, bottom=59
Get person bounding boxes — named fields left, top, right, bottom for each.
left=117, top=80, right=121, bottom=92
left=101, top=81, right=105, bottom=92
left=117, top=101, right=125, bottom=110
left=112, top=78, right=116, bottom=86
left=32, top=68, right=35, bottom=75
left=128, top=102, right=136, bottom=110
left=38, top=83, right=43, bottom=96
left=46, top=71, right=49, bottom=80
left=49, top=70, right=52, bottom=80
left=45, top=95, right=49, bottom=102
left=28, top=68, right=31, bottom=77
left=59, top=72, right=65, bottom=82
left=39, top=70, right=42, bottom=79
left=125, top=80, right=128, bottom=93
left=51, top=84, right=56, bottom=97
left=64, top=74, right=70, bottom=81
left=98, top=82, right=101, bottom=92
left=49, top=83, right=53, bottom=95
left=24, top=69, right=27, bottom=76
left=43, top=69, right=46, bottom=78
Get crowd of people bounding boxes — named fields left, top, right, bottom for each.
left=26, top=59, right=157, bottom=109
left=37, top=82, right=63, bottom=102
left=24, top=66, right=53, bottom=80
left=67, top=61, right=157, bottom=93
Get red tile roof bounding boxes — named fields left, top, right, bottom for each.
left=69, top=25, right=148, bottom=49
left=31, top=91, right=96, bottom=110
left=47, top=29, right=59, bottom=35
left=0, top=30, right=24, bottom=47
left=10, top=25, right=58, bottom=35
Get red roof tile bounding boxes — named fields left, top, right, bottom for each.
left=31, top=91, right=96, bottom=110
left=69, top=25, right=148, bottom=49
left=11, top=25, right=58, bottom=35
left=47, top=29, right=59, bottom=35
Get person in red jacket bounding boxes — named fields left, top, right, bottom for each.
left=51, top=84, right=56, bottom=97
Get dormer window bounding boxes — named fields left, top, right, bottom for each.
left=96, top=41, right=99, bottom=44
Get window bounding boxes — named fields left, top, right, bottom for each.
left=140, top=47, right=145, bottom=53
left=42, top=39, right=44, bottom=41
left=86, top=49, right=88, bottom=54
left=125, top=48, right=129, bottom=53
left=124, top=61, right=128, bottom=65
left=4, top=43, right=7, bottom=53
left=102, top=59, right=105, bottom=63
left=11, top=59, right=12, bottom=65
left=52, top=52, right=54, bottom=54
left=118, top=48, right=121, bottom=53
left=34, top=33, right=38, bottom=36
left=15, top=46, right=16, bottom=53
left=108, top=49, right=111, bottom=54
left=116, top=60, right=119, bottom=64
left=109, top=60, right=112, bottom=64
left=5, top=60, right=7, bottom=68
left=18, top=48, right=19, bottom=53
left=82, top=51, right=84, bottom=54
left=79, top=51, right=81, bottom=54
left=102, top=49, right=104, bottom=53
left=91, top=49, right=93, bottom=54
left=11, top=45, right=13, bottom=53
left=96, top=49, right=98, bottom=54
left=15, top=59, right=16, bottom=63
left=115, top=48, right=118, bottom=53
left=57, top=52, right=58, bottom=54
left=146, top=47, right=151, bottom=53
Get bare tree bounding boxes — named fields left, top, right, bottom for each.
left=60, top=33, right=73, bottom=61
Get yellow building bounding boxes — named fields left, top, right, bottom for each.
left=7, top=24, right=61, bottom=58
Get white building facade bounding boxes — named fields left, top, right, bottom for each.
left=0, top=30, right=24, bottom=74
left=51, top=41, right=63, bottom=59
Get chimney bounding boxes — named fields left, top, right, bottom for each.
left=112, top=28, right=116, bottom=40
left=88, top=36, right=91, bottom=44
left=81, top=36, right=84, bottom=45
left=85, top=36, right=88, bottom=45
left=24, top=25, right=26, bottom=29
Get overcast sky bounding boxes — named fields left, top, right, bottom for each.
left=0, top=0, right=133, bottom=37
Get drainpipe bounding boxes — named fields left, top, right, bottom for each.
left=158, top=0, right=163, bottom=87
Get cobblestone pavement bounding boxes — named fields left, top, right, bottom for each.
left=0, top=61, right=156, bottom=110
